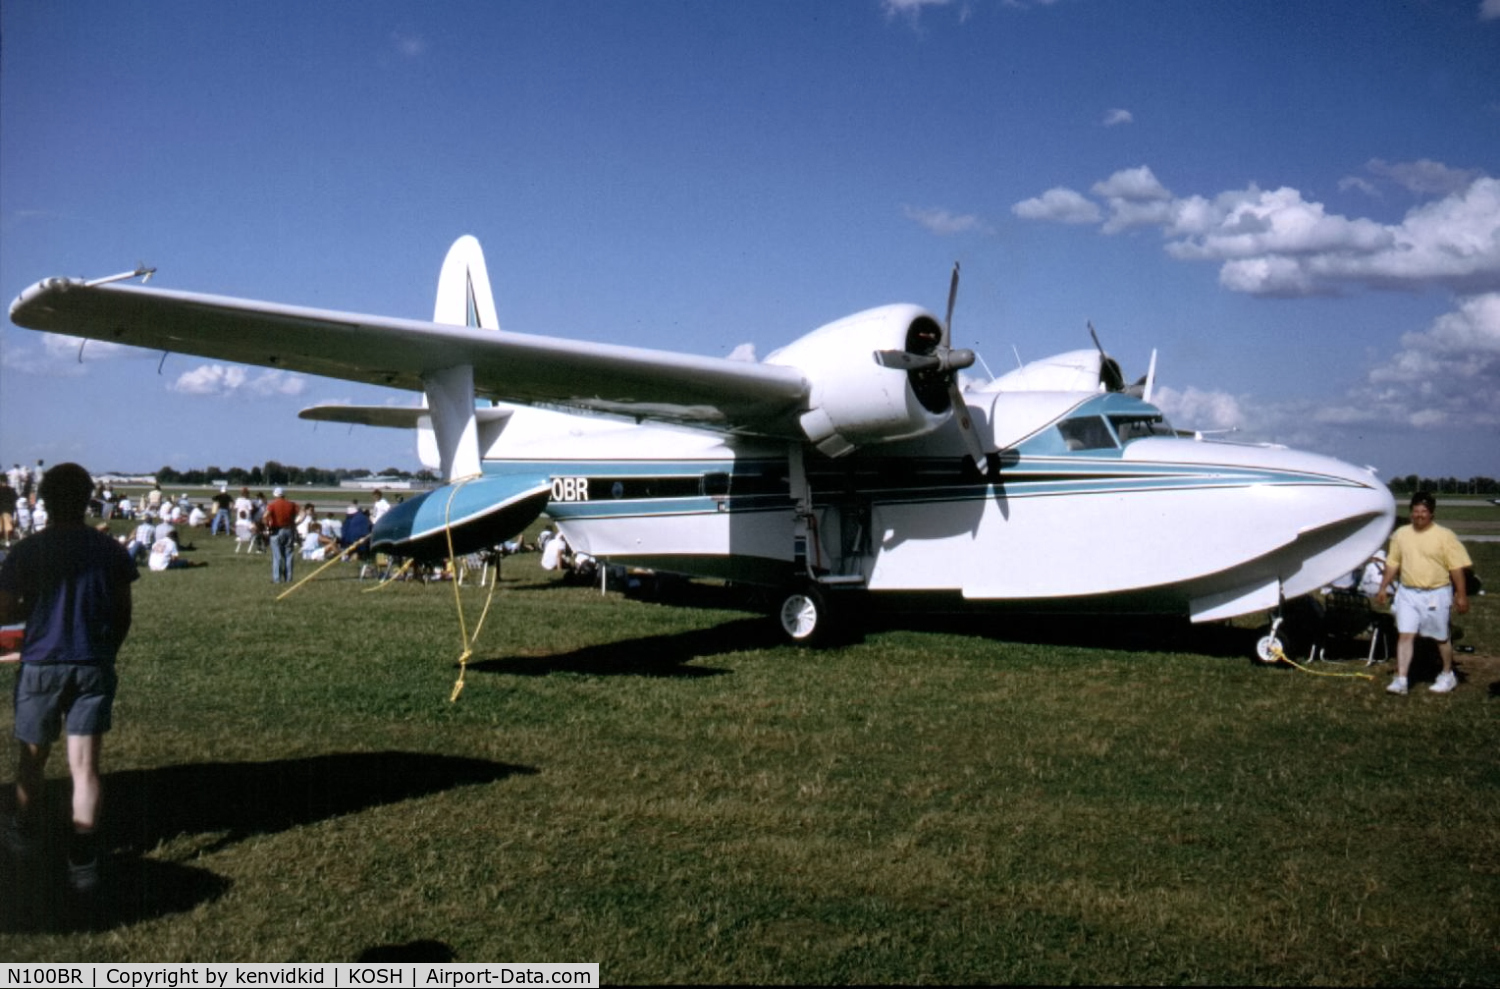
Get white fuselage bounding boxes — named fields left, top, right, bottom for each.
left=467, top=390, right=1395, bottom=622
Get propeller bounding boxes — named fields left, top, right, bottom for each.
left=1087, top=321, right=1126, bottom=393
left=873, top=263, right=986, bottom=468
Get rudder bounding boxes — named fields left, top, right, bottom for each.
left=433, top=234, right=500, bottom=329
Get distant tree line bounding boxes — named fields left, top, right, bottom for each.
left=1387, top=475, right=1499, bottom=496
left=151, top=461, right=439, bottom=487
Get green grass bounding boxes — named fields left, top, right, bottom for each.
left=1, top=525, right=1497, bottom=983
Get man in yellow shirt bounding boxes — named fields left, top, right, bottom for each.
left=1374, top=491, right=1472, bottom=695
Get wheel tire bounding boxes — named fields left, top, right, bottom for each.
left=777, top=583, right=832, bottom=647
left=1253, top=632, right=1286, bottom=666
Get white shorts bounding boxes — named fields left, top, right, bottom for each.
left=1393, top=584, right=1453, bottom=641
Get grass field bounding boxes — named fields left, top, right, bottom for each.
left=1, top=518, right=1497, bottom=983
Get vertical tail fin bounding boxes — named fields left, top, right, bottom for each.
left=433, top=234, right=500, bottom=329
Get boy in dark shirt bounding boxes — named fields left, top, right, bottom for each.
left=0, top=463, right=138, bottom=891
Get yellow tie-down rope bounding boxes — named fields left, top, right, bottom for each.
left=363, top=556, right=416, bottom=590
left=1268, top=643, right=1375, bottom=681
left=276, top=533, right=373, bottom=601
left=441, top=476, right=502, bottom=702
left=274, top=479, right=501, bottom=702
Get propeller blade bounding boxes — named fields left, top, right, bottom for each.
left=1100, top=356, right=1125, bottom=392
left=943, top=264, right=983, bottom=466
left=948, top=378, right=986, bottom=468
left=1143, top=348, right=1157, bottom=404
left=943, top=262, right=959, bottom=347
left=874, top=348, right=975, bottom=373
left=1087, top=321, right=1126, bottom=392
left=873, top=349, right=941, bottom=371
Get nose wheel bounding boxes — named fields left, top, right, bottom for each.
left=1254, top=620, right=1289, bottom=665
left=1252, top=597, right=1321, bottom=665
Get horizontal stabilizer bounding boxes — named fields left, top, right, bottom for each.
left=299, top=405, right=424, bottom=429
left=298, top=403, right=514, bottom=431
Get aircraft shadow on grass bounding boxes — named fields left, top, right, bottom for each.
left=467, top=615, right=770, bottom=677
left=883, top=610, right=1268, bottom=659
left=0, top=751, right=533, bottom=935
left=546, top=575, right=1272, bottom=660
left=484, top=576, right=1279, bottom=673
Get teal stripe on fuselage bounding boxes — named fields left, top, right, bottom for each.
left=483, top=450, right=1368, bottom=523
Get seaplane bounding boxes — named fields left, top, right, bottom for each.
left=9, top=236, right=1395, bottom=648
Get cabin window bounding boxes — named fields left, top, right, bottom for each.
left=1057, top=416, right=1118, bottom=451
left=1110, top=415, right=1175, bottom=443
left=701, top=472, right=731, bottom=497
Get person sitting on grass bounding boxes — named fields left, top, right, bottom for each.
left=301, top=527, right=338, bottom=562
left=125, top=518, right=157, bottom=564
left=147, top=530, right=207, bottom=572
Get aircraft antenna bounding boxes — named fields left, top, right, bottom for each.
left=85, top=264, right=156, bottom=288
left=975, top=351, right=996, bottom=382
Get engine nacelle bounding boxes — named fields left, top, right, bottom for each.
left=764, top=305, right=953, bottom=457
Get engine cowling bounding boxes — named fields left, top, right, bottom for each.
left=764, top=304, right=955, bottom=457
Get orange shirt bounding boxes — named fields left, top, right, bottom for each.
left=261, top=497, right=298, bottom=531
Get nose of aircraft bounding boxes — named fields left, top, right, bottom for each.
left=1257, top=447, right=1396, bottom=600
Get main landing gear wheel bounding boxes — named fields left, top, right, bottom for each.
left=777, top=583, right=833, bottom=647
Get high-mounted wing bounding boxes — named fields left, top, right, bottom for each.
left=8, top=277, right=810, bottom=435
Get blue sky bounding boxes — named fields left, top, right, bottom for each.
left=2, top=0, right=1497, bottom=479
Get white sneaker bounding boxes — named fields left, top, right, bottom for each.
left=1386, top=676, right=1408, bottom=695
left=1429, top=671, right=1458, bottom=694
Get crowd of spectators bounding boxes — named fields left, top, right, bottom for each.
left=2, top=467, right=384, bottom=576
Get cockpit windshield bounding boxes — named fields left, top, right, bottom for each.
left=1020, top=395, right=1178, bottom=456
left=1057, top=416, right=1117, bottom=451
left=1110, top=414, right=1176, bottom=443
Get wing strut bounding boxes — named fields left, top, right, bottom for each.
left=423, top=365, right=481, bottom=481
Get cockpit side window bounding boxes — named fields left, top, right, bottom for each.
left=1057, top=416, right=1118, bottom=451
left=1110, top=414, right=1175, bottom=443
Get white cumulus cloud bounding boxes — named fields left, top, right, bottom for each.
left=1093, top=166, right=1176, bottom=233
left=390, top=31, right=427, bottom=59
left=882, top=0, right=956, bottom=22
left=1360, top=292, right=1500, bottom=428
left=42, top=333, right=145, bottom=363
left=903, top=205, right=989, bottom=235
left=1366, top=158, right=1485, bottom=196
left=1166, top=294, right=1500, bottom=445
left=1150, top=385, right=1247, bottom=433
left=1014, top=163, right=1500, bottom=298
left=1010, top=187, right=1101, bottom=225
left=171, top=364, right=307, bottom=398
